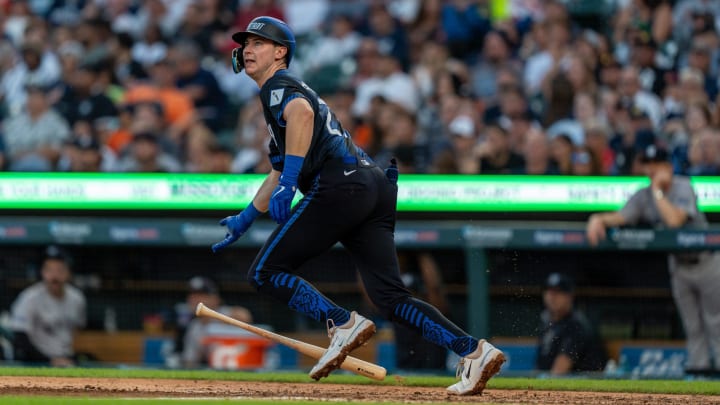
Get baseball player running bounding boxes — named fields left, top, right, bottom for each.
left=212, top=16, right=505, bottom=395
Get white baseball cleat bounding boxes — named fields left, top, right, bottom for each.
left=447, top=339, right=506, bottom=395
left=309, top=311, right=376, bottom=380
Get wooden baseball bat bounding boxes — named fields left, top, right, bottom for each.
left=195, top=302, right=386, bottom=381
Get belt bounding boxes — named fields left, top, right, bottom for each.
left=674, top=251, right=712, bottom=266
left=327, top=154, right=375, bottom=168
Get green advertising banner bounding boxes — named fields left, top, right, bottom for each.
left=0, top=173, right=719, bottom=212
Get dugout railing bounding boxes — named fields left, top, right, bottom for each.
left=0, top=216, right=718, bottom=340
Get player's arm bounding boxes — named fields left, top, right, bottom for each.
left=283, top=97, right=314, bottom=158
left=267, top=96, right=314, bottom=224
left=653, top=193, right=688, bottom=228
left=252, top=169, right=281, bottom=212
left=211, top=170, right=279, bottom=252
left=586, top=211, right=626, bottom=246
left=550, top=353, right=573, bottom=375
left=9, top=297, right=50, bottom=363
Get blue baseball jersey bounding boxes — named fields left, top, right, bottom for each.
left=259, top=70, right=365, bottom=194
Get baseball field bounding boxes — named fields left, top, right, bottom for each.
left=1, top=366, right=719, bottom=404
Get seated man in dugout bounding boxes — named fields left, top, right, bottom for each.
left=9, top=245, right=86, bottom=367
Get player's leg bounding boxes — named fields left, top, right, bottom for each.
left=247, top=170, right=377, bottom=378
left=248, top=176, right=370, bottom=323
left=670, top=266, right=710, bottom=370
left=695, top=254, right=720, bottom=370
left=342, top=170, right=505, bottom=395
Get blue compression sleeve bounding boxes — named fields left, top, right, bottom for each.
left=281, top=154, right=304, bottom=186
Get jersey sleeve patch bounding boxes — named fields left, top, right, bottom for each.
left=270, top=89, right=285, bottom=106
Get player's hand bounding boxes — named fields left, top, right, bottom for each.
left=269, top=176, right=297, bottom=224
left=212, top=205, right=261, bottom=252
left=651, top=165, right=672, bottom=191
left=586, top=215, right=606, bottom=246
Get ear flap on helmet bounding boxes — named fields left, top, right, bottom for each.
left=231, top=47, right=244, bottom=73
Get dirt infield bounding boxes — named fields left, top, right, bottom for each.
left=1, top=376, right=720, bottom=404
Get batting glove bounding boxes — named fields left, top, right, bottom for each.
left=269, top=154, right=303, bottom=224
left=269, top=176, right=297, bottom=224
left=212, top=203, right=261, bottom=252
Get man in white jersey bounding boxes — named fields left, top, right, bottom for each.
left=10, top=245, right=86, bottom=366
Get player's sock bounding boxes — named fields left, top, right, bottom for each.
left=391, top=297, right=478, bottom=357
left=256, top=271, right=350, bottom=325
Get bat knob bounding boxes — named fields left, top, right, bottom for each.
left=195, top=302, right=205, bottom=316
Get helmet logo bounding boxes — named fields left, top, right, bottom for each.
left=249, top=22, right=266, bottom=30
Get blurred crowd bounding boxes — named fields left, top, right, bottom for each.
left=0, top=0, right=719, bottom=176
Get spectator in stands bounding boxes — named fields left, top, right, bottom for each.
left=184, top=123, right=219, bottom=173
left=234, top=0, right=285, bottom=37
left=439, top=0, right=491, bottom=63
left=483, top=84, right=532, bottom=133
left=303, top=14, right=362, bottom=74
left=373, top=103, right=429, bottom=173
left=549, top=134, right=574, bottom=175
left=518, top=128, right=558, bottom=175
left=477, top=123, right=525, bottom=174
left=117, top=130, right=182, bottom=173
left=673, top=3, right=720, bottom=61
left=584, top=121, right=615, bottom=175
left=598, top=54, right=623, bottom=91
left=351, top=48, right=419, bottom=121
left=431, top=114, right=479, bottom=174
left=74, top=17, right=114, bottom=70
left=686, top=128, right=720, bottom=176
left=348, top=37, right=381, bottom=90
left=586, top=144, right=720, bottom=376
left=684, top=42, right=717, bottom=102
left=470, top=29, right=519, bottom=101
left=231, top=99, right=273, bottom=174
left=174, top=1, right=227, bottom=56
left=171, top=40, right=228, bottom=132
left=64, top=136, right=104, bottom=173
left=613, top=0, right=673, bottom=65
left=571, top=145, right=603, bottom=176
left=123, top=52, right=198, bottom=144
left=617, top=65, right=663, bottom=131
left=608, top=103, right=656, bottom=176
left=3, top=82, right=71, bottom=171
left=54, top=59, right=119, bottom=131
left=359, top=2, right=410, bottom=71
left=543, top=74, right=584, bottom=147
left=9, top=245, right=86, bottom=367
left=535, top=273, right=607, bottom=375
left=523, top=13, right=572, bottom=98
left=678, top=67, right=711, bottom=107
left=630, top=34, right=668, bottom=97
left=0, top=40, right=61, bottom=117
left=110, top=32, right=148, bottom=87
left=406, top=0, right=443, bottom=65
left=170, top=276, right=253, bottom=369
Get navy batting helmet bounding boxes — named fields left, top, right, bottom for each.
left=231, top=16, right=296, bottom=73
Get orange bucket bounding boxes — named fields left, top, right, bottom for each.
left=203, top=335, right=274, bottom=370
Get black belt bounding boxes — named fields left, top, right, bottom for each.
left=674, top=251, right=711, bottom=265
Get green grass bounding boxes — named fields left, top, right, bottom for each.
left=0, top=399, right=417, bottom=405
left=1, top=365, right=720, bottom=401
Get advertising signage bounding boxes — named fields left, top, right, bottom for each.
left=0, top=173, right=719, bottom=212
